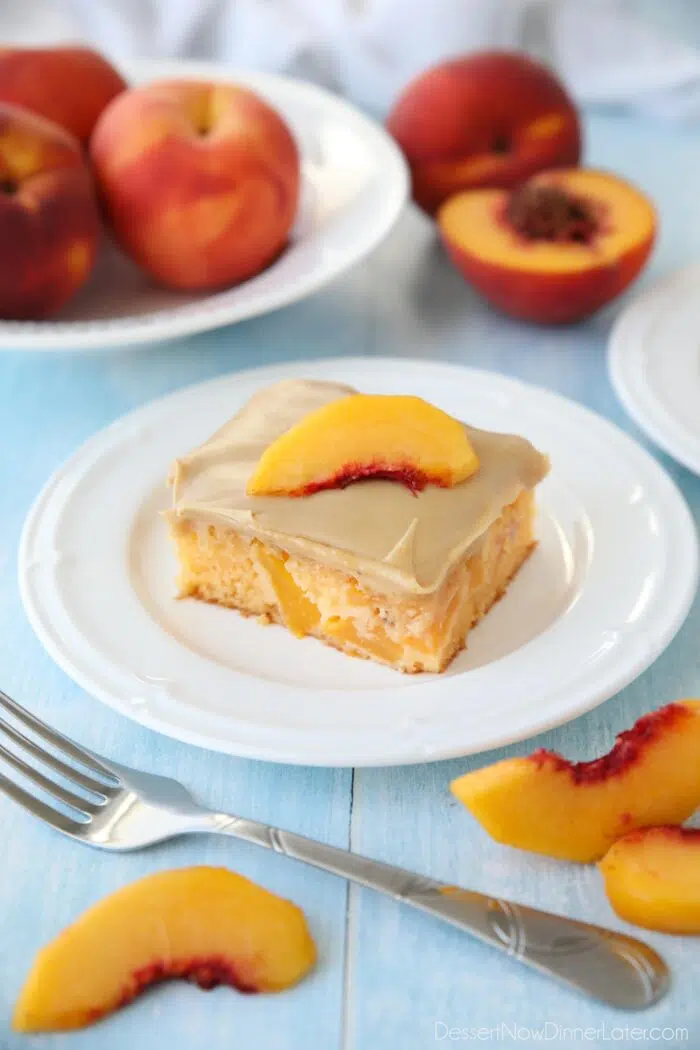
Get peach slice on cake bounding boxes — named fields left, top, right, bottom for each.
left=600, top=827, right=700, bottom=934
left=13, top=867, right=316, bottom=1033
left=451, top=701, right=700, bottom=863
left=246, top=393, right=479, bottom=497
left=438, top=168, right=656, bottom=324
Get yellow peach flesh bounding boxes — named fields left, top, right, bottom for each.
left=254, top=542, right=321, bottom=636
left=600, top=827, right=700, bottom=934
left=438, top=169, right=655, bottom=276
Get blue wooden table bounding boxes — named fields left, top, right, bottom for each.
left=1, top=112, right=699, bottom=1050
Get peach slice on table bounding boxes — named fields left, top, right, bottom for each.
left=600, top=827, right=700, bottom=934
left=13, top=867, right=316, bottom=1033
left=438, top=168, right=656, bottom=324
left=246, top=393, right=479, bottom=497
left=451, top=701, right=700, bottom=863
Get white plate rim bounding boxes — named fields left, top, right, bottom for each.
left=608, top=264, right=700, bottom=475
left=0, top=59, right=408, bottom=353
left=18, top=358, right=700, bottom=766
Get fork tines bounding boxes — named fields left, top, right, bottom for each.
left=0, top=689, right=118, bottom=833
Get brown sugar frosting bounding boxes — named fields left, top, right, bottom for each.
left=167, top=379, right=550, bottom=595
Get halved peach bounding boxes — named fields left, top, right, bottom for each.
left=438, top=168, right=656, bottom=324
left=451, top=701, right=700, bottom=862
left=13, top=867, right=316, bottom=1032
left=246, top=393, right=479, bottom=497
left=600, top=827, right=700, bottom=934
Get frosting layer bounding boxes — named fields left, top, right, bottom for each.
left=167, top=379, right=550, bottom=595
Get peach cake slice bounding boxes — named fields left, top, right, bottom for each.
left=165, top=380, right=549, bottom=674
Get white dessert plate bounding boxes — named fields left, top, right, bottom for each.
left=609, top=264, right=700, bottom=475
left=19, top=358, right=698, bottom=766
left=0, top=59, right=407, bottom=352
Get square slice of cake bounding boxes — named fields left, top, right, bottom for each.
left=166, top=379, right=549, bottom=674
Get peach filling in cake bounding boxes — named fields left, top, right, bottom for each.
left=166, top=380, right=549, bottom=674
left=170, top=489, right=534, bottom=674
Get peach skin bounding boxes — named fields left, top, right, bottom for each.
left=0, top=46, right=126, bottom=144
left=90, top=79, right=300, bottom=290
left=13, top=867, right=316, bottom=1033
left=246, top=393, right=480, bottom=496
left=600, top=827, right=700, bottom=934
left=0, top=103, right=100, bottom=319
left=451, top=701, right=700, bottom=863
left=387, top=51, right=581, bottom=215
left=438, top=168, right=656, bottom=324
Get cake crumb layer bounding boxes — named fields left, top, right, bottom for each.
left=169, top=490, right=535, bottom=674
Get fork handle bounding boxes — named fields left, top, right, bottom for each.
left=209, top=813, right=667, bottom=1010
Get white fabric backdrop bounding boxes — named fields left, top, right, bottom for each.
left=3, top=0, right=700, bottom=118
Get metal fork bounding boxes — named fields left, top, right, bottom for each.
left=0, top=688, right=668, bottom=1010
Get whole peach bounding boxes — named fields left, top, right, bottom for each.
left=0, top=46, right=127, bottom=145
left=90, top=80, right=300, bottom=291
left=387, top=51, right=582, bottom=215
left=0, top=104, right=100, bottom=319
